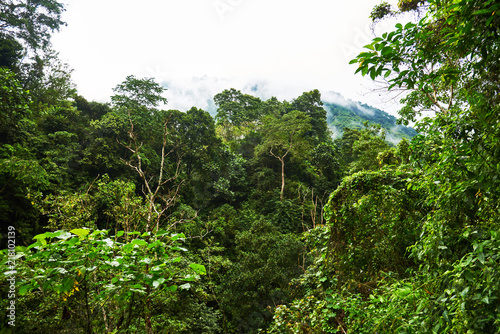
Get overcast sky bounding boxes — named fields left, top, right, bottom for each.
left=51, top=0, right=405, bottom=114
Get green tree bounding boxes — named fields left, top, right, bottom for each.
left=289, top=89, right=330, bottom=143
left=214, top=88, right=262, bottom=125
left=20, top=49, right=76, bottom=107
left=214, top=88, right=262, bottom=142
left=0, top=35, right=23, bottom=70
left=171, top=107, right=220, bottom=177
left=0, top=0, right=66, bottom=53
left=0, top=69, right=46, bottom=247
left=334, top=123, right=392, bottom=174
left=211, top=146, right=248, bottom=206
left=119, top=113, right=182, bottom=234
left=311, top=142, right=343, bottom=195
left=74, top=95, right=111, bottom=121
left=165, top=107, right=225, bottom=209
left=348, top=123, right=392, bottom=173
left=259, top=96, right=285, bottom=118
left=0, top=0, right=73, bottom=112
left=30, top=100, right=95, bottom=188
left=0, top=68, right=30, bottom=144
left=111, top=75, right=168, bottom=110
left=81, top=77, right=170, bottom=185
left=111, top=75, right=171, bottom=160
left=81, top=110, right=131, bottom=179
left=254, top=110, right=312, bottom=200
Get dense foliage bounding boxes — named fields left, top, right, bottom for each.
left=2, top=0, right=499, bottom=333
left=267, top=0, right=500, bottom=333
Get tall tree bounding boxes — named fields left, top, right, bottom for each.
left=111, top=75, right=169, bottom=149
left=214, top=88, right=262, bottom=142
left=254, top=110, right=312, bottom=199
left=111, top=74, right=168, bottom=110
left=289, top=89, right=330, bottom=143
left=214, top=88, right=262, bottom=125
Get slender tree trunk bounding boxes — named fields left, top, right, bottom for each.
left=280, top=157, right=285, bottom=200
left=270, top=148, right=288, bottom=200
left=101, top=304, right=110, bottom=333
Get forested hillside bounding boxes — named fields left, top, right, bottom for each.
left=322, top=92, right=417, bottom=142
left=1, top=0, right=499, bottom=333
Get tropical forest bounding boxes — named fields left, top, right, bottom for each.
left=1, top=0, right=499, bottom=333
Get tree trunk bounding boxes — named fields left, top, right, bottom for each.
left=280, top=157, right=285, bottom=200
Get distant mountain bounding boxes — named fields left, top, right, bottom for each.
left=322, top=92, right=417, bottom=144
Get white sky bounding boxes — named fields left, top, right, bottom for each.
left=51, top=0, right=405, bottom=114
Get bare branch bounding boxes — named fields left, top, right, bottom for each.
left=420, top=86, right=448, bottom=114
left=117, top=111, right=184, bottom=234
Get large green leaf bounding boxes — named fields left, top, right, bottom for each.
left=70, top=229, right=90, bottom=237
left=189, top=263, right=206, bottom=275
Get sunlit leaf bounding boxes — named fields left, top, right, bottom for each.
left=70, top=229, right=90, bottom=237
left=189, top=263, right=206, bottom=275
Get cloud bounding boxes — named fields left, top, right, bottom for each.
left=158, top=75, right=342, bottom=114
left=329, top=125, right=343, bottom=140
left=323, top=91, right=375, bottom=116
left=52, top=0, right=414, bottom=118
left=385, top=131, right=402, bottom=146
left=52, top=1, right=386, bottom=108
left=322, top=91, right=351, bottom=106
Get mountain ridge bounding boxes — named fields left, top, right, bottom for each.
left=321, top=91, right=417, bottom=143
